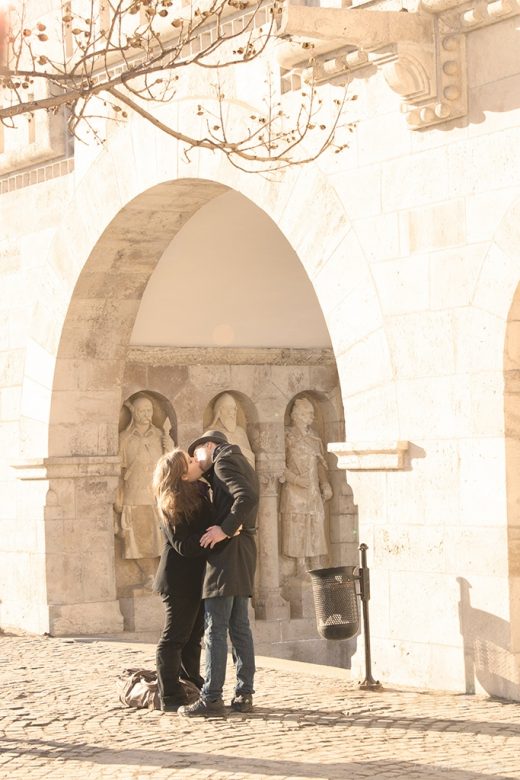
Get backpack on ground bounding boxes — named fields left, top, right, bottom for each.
left=117, top=667, right=200, bottom=710
left=117, top=668, right=160, bottom=709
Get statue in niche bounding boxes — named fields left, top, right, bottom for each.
left=280, top=397, right=333, bottom=569
left=209, top=392, right=255, bottom=468
left=115, top=394, right=172, bottom=578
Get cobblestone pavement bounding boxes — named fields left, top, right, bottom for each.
left=1, top=634, right=520, bottom=780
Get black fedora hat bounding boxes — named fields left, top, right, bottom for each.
left=188, top=429, right=229, bottom=456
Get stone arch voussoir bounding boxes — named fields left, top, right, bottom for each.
left=28, top=116, right=395, bottom=458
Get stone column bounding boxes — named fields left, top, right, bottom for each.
left=12, top=456, right=124, bottom=635
left=254, top=452, right=290, bottom=621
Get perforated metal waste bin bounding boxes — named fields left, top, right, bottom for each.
left=308, top=565, right=360, bottom=640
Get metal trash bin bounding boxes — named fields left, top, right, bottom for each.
left=308, top=565, right=360, bottom=640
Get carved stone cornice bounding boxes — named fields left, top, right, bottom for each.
left=327, top=441, right=409, bottom=471
left=127, top=345, right=336, bottom=366
left=277, top=0, right=520, bottom=130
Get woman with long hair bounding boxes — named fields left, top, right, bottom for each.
left=152, top=447, right=211, bottom=712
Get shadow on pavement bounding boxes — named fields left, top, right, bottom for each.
left=230, top=705, right=520, bottom=737
left=1, top=736, right=519, bottom=780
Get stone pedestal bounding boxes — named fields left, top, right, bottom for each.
left=252, top=614, right=358, bottom=668
left=282, top=575, right=316, bottom=619
left=119, top=589, right=165, bottom=632
left=12, top=457, right=125, bottom=636
left=49, top=601, right=124, bottom=635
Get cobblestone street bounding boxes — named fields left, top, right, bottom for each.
left=1, top=633, right=520, bottom=780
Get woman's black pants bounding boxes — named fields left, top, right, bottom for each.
left=156, top=593, right=204, bottom=704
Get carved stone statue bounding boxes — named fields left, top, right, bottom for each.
left=280, top=397, right=333, bottom=565
left=209, top=392, right=255, bottom=468
left=115, top=394, right=171, bottom=562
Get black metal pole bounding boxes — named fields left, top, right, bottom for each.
left=358, top=543, right=382, bottom=690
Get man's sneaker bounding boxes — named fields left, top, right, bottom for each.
left=177, top=697, right=226, bottom=718
left=230, top=694, right=253, bottom=713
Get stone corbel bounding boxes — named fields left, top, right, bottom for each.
left=327, top=441, right=410, bottom=471
left=277, top=1, right=520, bottom=129
left=385, top=30, right=467, bottom=129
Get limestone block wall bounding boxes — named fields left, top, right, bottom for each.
left=0, top=174, right=75, bottom=633
left=317, top=15, right=520, bottom=698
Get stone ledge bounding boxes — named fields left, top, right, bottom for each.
left=11, top=456, right=121, bottom=480
left=328, top=441, right=410, bottom=471
left=49, top=600, right=124, bottom=636
left=127, top=345, right=336, bottom=366
left=0, top=156, right=74, bottom=195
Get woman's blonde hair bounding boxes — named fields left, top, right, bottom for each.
left=152, top=448, right=202, bottom=527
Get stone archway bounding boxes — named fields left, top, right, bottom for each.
left=480, top=194, right=520, bottom=698
left=48, top=179, right=228, bottom=460
left=14, top=116, right=392, bottom=635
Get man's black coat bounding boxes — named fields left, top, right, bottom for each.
left=202, top=442, right=259, bottom=599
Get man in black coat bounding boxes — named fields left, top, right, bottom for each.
left=178, top=430, right=259, bottom=718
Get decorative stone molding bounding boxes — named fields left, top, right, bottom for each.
left=257, top=469, right=286, bottom=495
left=257, top=455, right=286, bottom=491
left=11, top=456, right=121, bottom=480
left=126, top=345, right=336, bottom=366
left=327, top=441, right=410, bottom=471
left=277, top=0, right=520, bottom=129
left=0, top=156, right=74, bottom=195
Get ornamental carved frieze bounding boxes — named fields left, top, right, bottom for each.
left=277, top=0, right=520, bottom=129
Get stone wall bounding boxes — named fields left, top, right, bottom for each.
left=0, top=173, right=75, bottom=633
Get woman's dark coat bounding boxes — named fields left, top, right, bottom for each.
left=153, top=487, right=213, bottom=599
left=202, top=442, right=259, bottom=599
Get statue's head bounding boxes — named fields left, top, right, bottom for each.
left=291, top=397, right=315, bottom=428
left=212, top=393, right=238, bottom=432
left=131, top=395, right=154, bottom=426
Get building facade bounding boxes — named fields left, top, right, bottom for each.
left=1, top=0, right=520, bottom=699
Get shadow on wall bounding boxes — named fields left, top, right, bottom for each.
left=458, top=577, right=520, bottom=699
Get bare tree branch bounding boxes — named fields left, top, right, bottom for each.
left=0, top=0, right=356, bottom=172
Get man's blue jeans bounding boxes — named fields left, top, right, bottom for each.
left=202, top=596, right=255, bottom=702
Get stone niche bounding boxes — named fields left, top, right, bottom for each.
left=119, top=346, right=359, bottom=667
left=115, top=390, right=176, bottom=632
